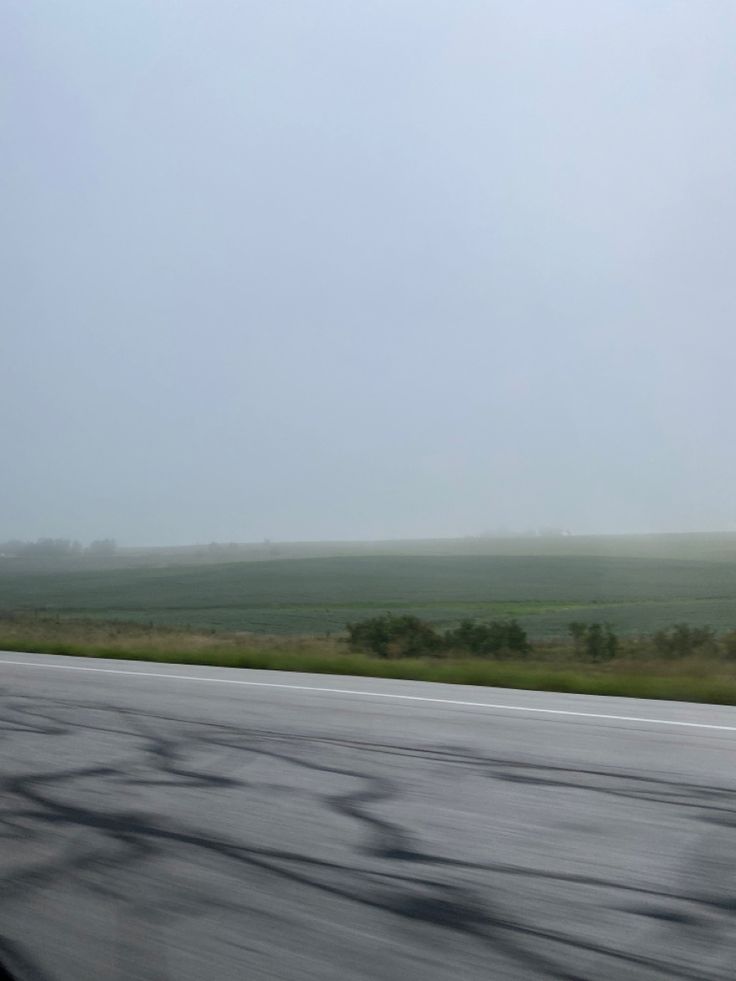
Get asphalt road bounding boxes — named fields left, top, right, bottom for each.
left=1, top=653, right=735, bottom=981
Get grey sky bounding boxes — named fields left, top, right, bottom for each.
left=2, top=0, right=735, bottom=545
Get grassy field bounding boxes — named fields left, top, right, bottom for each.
left=5, top=531, right=736, bottom=574
left=2, top=616, right=736, bottom=705
left=1, top=543, right=735, bottom=638
left=3, top=534, right=734, bottom=702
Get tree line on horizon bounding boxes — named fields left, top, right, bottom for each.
left=0, top=538, right=117, bottom=558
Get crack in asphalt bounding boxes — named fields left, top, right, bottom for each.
left=0, top=689, right=734, bottom=980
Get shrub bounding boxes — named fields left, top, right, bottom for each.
left=721, top=629, right=736, bottom=660
left=347, top=615, right=530, bottom=659
left=445, top=618, right=530, bottom=657
left=651, top=623, right=717, bottom=659
left=346, top=614, right=442, bottom=658
left=568, top=621, right=618, bottom=662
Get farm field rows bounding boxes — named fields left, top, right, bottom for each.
left=2, top=549, right=735, bottom=638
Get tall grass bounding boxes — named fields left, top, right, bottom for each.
left=2, top=615, right=736, bottom=705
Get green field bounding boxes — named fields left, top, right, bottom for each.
left=2, top=541, right=735, bottom=638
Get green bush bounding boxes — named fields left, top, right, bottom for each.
left=651, top=623, right=717, bottom=659
left=445, top=618, right=530, bottom=657
left=347, top=615, right=530, bottom=659
left=346, top=614, right=442, bottom=658
left=568, top=621, right=619, bottom=662
left=721, top=629, right=736, bottom=659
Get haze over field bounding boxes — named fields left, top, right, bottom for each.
left=3, top=1, right=736, bottom=545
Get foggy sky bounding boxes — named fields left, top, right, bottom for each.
left=3, top=1, right=736, bottom=545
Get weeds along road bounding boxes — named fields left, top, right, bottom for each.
left=0, top=653, right=735, bottom=981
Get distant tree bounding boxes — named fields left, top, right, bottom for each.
left=87, top=538, right=117, bottom=556
left=0, top=540, right=24, bottom=557
left=568, top=622, right=618, bottom=661
left=568, top=621, right=587, bottom=652
left=721, top=629, right=736, bottom=660
left=445, top=619, right=530, bottom=657
left=347, top=614, right=441, bottom=658
left=0, top=538, right=86, bottom=558
left=26, top=538, right=79, bottom=557
left=347, top=615, right=531, bottom=659
left=651, top=623, right=716, bottom=659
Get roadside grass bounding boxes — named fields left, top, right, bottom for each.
left=2, top=616, right=736, bottom=706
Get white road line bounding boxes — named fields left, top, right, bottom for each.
left=1, top=655, right=736, bottom=732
